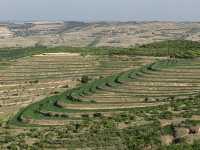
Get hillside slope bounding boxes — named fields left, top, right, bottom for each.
left=0, top=21, right=200, bottom=48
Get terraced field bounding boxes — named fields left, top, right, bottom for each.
left=10, top=58, right=200, bottom=127
left=0, top=53, right=155, bottom=121
left=81, top=59, right=200, bottom=104
left=2, top=40, right=200, bottom=149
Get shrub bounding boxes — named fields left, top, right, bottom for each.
left=82, top=114, right=89, bottom=118
left=144, top=97, right=149, bottom=102
left=93, top=113, right=102, bottom=118
left=29, top=80, right=39, bottom=84
left=81, top=75, right=90, bottom=83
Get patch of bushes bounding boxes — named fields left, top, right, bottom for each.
left=1, top=40, right=200, bottom=62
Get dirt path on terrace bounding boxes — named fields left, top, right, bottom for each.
left=57, top=101, right=166, bottom=110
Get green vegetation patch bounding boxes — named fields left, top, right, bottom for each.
left=1, top=40, right=200, bottom=61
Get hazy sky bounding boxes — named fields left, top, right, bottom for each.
left=0, top=0, right=200, bottom=22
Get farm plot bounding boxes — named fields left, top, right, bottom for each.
left=0, top=53, right=155, bottom=120
left=81, top=59, right=200, bottom=104
left=10, top=58, right=200, bottom=126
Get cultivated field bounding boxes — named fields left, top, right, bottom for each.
left=0, top=53, right=155, bottom=122
left=11, top=58, right=200, bottom=126
left=1, top=40, right=200, bottom=149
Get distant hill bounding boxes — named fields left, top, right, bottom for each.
left=0, top=21, right=200, bottom=48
